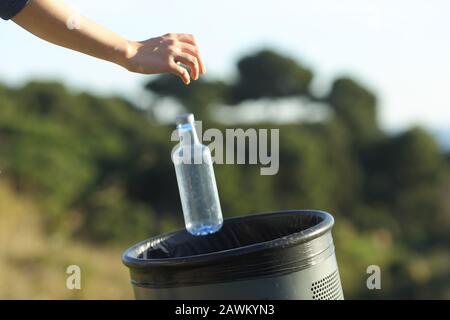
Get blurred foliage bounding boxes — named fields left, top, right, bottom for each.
left=0, top=181, right=132, bottom=299
left=230, top=49, right=313, bottom=103
left=146, top=77, right=228, bottom=119
left=327, top=77, right=381, bottom=144
left=0, top=48, right=449, bottom=299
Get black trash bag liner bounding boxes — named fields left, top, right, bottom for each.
left=141, top=210, right=327, bottom=259
left=123, top=210, right=335, bottom=288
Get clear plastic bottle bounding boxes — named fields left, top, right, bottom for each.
left=172, top=113, right=223, bottom=236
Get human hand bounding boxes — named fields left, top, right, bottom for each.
left=11, top=0, right=206, bottom=84
left=122, top=33, right=206, bottom=85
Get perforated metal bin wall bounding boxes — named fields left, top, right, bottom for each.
left=122, top=210, right=344, bottom=300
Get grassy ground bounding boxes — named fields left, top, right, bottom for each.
left=0, top=182, right=133, bottom=299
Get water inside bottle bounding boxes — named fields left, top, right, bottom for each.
left=174, top=147, right=223, bottom=235
left=172, top=116, right=223, bottom=236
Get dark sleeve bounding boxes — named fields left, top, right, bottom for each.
left=0, top=0, right=30, bottom=20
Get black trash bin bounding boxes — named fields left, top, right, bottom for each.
left=122, top=210, right=344, bottom=300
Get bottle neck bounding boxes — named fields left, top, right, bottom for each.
left=177, top=123, right=200, bottom=146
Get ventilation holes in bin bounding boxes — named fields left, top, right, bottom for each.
left=311, top=270, right=343, bottom=300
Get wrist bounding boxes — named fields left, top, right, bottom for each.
left=113, top=39, right=138, bottom=71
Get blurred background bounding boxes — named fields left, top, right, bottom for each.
left=0, top=0, right=449, bottom=299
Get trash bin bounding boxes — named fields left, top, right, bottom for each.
left=122, top=210, right=344, bottom=300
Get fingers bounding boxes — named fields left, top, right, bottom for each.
left=175, top=33, right=197, bottom=46
left=175, top=52, right=200, bottom=81
left=164, top=33, right=206, bottom=75
left=169, top=61, right=191, bottom=85
left=179, top=43, right=206, bottom=76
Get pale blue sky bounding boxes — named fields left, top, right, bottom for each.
left=1, top=0, right=449, bottom=132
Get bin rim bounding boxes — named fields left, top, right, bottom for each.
left=122, top=209, right=334, bottom=269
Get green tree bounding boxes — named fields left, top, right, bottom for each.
left=146, top=76, right=228, bottom=119
left=230, top=49, right=314, bottom=103
left=327, top=77, right=381, bottom=145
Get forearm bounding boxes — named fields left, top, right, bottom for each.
left=12, top=0, right=130, bottom=68
left=10, top=0, right=206, bottom=84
